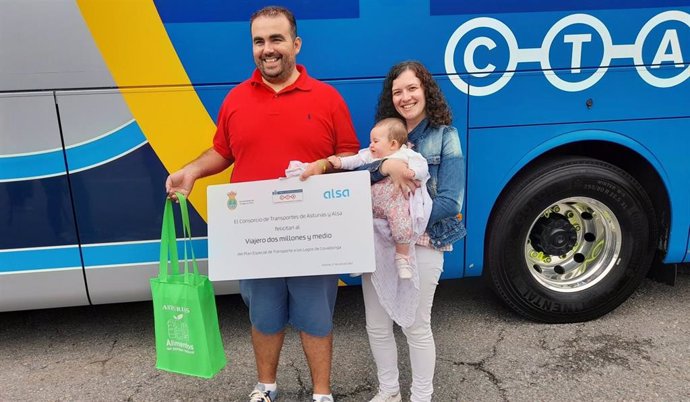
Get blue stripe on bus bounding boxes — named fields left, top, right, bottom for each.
left=0, top=149, right=65, bottom=180
left=0, top=246, right=81, bottom=272
left=0, top=121, right=146, bottom=181
left=81, top=239, right=208, bottom=267
left=0, top=239, right=208, bottom=273
left=430, top=0, right=690, bottom=15
left=66, top=121, right=147, bottom=172
left=153, top=0, right=359, bottom=23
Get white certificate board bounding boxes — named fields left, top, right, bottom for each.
left=207, top=170, right=375, bottom=281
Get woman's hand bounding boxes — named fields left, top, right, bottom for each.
left=381, top=159, right=420, bottom=198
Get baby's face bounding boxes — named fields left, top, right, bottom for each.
left=369, top=126, right=399, bottom=159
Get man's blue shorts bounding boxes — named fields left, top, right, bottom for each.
left=239, top=274, right=339, bottom=337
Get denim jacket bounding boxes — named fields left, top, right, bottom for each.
left=361, top=118, right=466, bottom=248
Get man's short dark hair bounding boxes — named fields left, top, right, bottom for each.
left=250, top=6, right=298, bottom=39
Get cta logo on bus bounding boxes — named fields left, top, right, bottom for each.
left=444, top=10, right=690, bottom=96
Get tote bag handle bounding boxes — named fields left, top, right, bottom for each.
left=159, top=193, right=200, bottom=282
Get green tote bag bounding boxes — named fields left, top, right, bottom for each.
left=150, top=193, right=226, bottom=378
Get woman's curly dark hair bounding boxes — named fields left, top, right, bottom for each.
left=375, top=61, right=452, bottom=127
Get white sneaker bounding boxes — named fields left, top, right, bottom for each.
left=369, top=391, right=402, bottom=402
left=249, top=383, right=277, bottom=402
left=395, top=254, right=413, bottom=279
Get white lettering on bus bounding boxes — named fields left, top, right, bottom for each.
left=444, top=10, right=690, bottom=96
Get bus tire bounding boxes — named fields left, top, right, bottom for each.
left=485, top=156, right=658, bottom=323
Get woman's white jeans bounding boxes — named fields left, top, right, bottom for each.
left=362, top=245, right=444, bottom=402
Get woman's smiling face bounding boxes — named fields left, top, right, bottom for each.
left=392, top=69, right=426, bottom=130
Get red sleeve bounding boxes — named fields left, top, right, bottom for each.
left=212, top=95, right=234, bottom=161
left=330, top=91, right=361, bottom=155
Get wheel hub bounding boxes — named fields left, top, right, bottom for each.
left=529, top=214, right=577, bottom=256
left=523, top=198, right=622, bottom=293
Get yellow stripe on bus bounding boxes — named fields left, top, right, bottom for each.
left=76, top=1, right=229, bottom=221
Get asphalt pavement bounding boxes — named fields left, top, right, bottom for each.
left=1, top=269, right=689, bottom=401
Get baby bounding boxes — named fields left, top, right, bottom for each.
left=328, top=118, right=429, bottom=279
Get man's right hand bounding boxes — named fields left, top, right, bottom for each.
left=381, top=159, right=420, bottom=198
left=165, top=168, right=196, bottom=201
left=164, top=147, right=232, bottom=201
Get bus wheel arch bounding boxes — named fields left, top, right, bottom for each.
left=546, top=140, right=670, bottom=246
left=485, top=152, right=662, bottom=323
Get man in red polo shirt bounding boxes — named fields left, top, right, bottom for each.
left=166, top=6, right=359, bottom=402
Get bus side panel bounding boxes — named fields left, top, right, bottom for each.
left=437, top=78, right=469, bottom=279
left=461, top=7, right=690, bottom=274
left=0, top=93, right=88, bottom=312
left=55, top=85, right=249, bottom=304
left=469, top=66, right=690, bottom=127
left=0, top=1, right=114, bottom=92
left=56, top=90, right=211, bottom=304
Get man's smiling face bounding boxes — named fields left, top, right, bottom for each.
left=251, top=15, right=301, bottom=85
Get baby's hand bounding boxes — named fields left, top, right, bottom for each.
left=327, top=155, right=342, bottom=169
left=404, top=169, right=416, bottom=179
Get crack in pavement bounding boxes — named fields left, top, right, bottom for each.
left=333, top=382, right=375, bottom=400
left=87, top=339, right=118, bottom=373
left=284, top=358, right=375, bottom=400
left=286, top=359, right=308, bottom=398
left=439, top=328, right=508, bottom=401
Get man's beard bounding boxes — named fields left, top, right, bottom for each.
left=257, top=57, right=295, bottom=84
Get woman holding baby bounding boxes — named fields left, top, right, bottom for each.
left=363, top=61, right=466, bottom=402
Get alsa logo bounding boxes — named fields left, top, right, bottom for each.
left=323, top=188, right=351, bottom=199
left=444, top=10, right=690, bottom=96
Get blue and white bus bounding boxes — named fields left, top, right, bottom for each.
left=1, top=1, right=689, bottom=322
